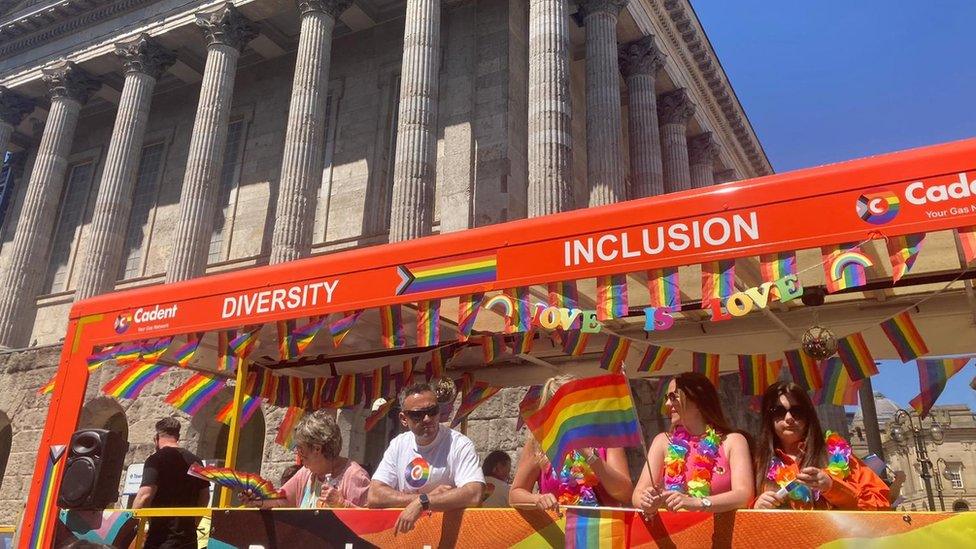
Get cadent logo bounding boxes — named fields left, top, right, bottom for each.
left=856, top=189, right=900, bottom=225
left=114, top=304, right=178, bottom=333
left=904, top=172, right=976, bottom=205
left=114, top=313, right=133, bottom=334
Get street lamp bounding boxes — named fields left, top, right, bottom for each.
left=889, top=408, right=950, bottom=511
left=933, top=458, right=954, bottom=512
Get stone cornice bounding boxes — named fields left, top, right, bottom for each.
left=577, top=0, right=629, bottom=19
left=297, top=0, right=353, bottom=19
left=195, top=3, right=257, bottom=51
left=618, top=35, right=665, bottom=78
left=114, top=33, right=176, bottom=79
left=41, top=59, right=100, bottom=103
left=0, top=85, right=34, bottom=125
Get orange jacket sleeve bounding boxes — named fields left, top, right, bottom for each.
left=821, top=456, right=890, bottom=510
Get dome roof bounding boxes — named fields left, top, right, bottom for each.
left=853, top=392, right=901, bottom=424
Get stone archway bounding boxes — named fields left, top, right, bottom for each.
left=0, top=411, right=11, bottom=491
left=78, top=396, right=129, bottom=462
left=189, top=389, right=265, bottom=475
left=953, top=499, right=970, bottom=512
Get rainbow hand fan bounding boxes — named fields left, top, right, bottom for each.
left=188, top=463, right=284, bottom=500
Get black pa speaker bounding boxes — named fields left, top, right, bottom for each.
left=57, top=428, right=128, bottom=509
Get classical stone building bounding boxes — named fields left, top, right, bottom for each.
left=0, top=0, right=777, bottom=523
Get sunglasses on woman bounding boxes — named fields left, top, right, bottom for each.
left=403, top=405, right=439, bottom=421
left=768, top=404, right=806, bottom=421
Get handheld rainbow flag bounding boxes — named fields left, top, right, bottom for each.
left=548, top=280, right=580, bottom=310
left=760, top=251, right=797, bottom=282
left=516, top=384, right=543, bottom=430
left=596, top=274, right=629, bottom=321
left=188, top=463, right=283, bottom=500
left=274, top=407, right=304, bottom=449
left=456, top=293, right=485, bottom=342
left=956, top=226, right=976, bottom=264
left=451, top=381, right=501, bottom=427
left=599, top=335, right=630, bottom=374
left=329, top=310, right=364, bottom=348
left=814, top=357, right=861, bottom=406
left=691, top=352, right=720, bottom=387
left=737, top=354, right=768, bottom=396
left=174, top=333, right=204, bottom=368
left=646, top=267, right=681, bottom=311
left=38, top=375, right=56, bottom=395
left=909, top=357, right=972, bottom=418
left=822, top=244, right=872, bottom=293
left=637, top=344, right=673, bottom=373
left=416, top=301, right=440, bottom=346
left=522, top=374, right=643, bottom=463
left=86, top=346, right=118, bottom=371
left=880, top=311, right=929, bottom=362
left=835, top=332, right=878, bottom=381
left=701, top=260, right=735, bottom=308
left=216, top=394, right=262, bottom=426
left=481, top=334, right=506, bottom=363
left=564, top=507, right=630, bottom=549
left=365, top=399, right=395, bottom=432
left=783, top=349, right=823, bottom=391
left=166, top=373, right=226, bottom=415
left=379, top=305, right=406, bottom=348
left=505, top=287, right=533, bottom=332
left=561, top=330, right=590, bottom=356
left=276, top=319, right=298, bottom=360
left=886, top=234, right=925, bottom=283
left=102, top=362, right=168, bottom=400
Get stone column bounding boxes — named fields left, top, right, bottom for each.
left=579, top=0, right=628, bottom=207
left=618, top=35, right=665, bottom=199
left=657, top=88, right=695, bottom=194
left=76, top=35, right=175, bottom=301
left=527, top=0, right=573, bottom=216
left=0, top=61, right=99, bottom=348
left=166, top=3, right=256, bottom=283
left=388, top=0, right=441, bottom=242
left=0, top=87, right=35, bottom=160
left=688, top=132, right=718, bottom=188
left=270, top=0, right=351, bottom=264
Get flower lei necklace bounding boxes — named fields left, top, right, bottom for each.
left=767, top=430, right=851, bottom=503
left=551, top=450, right=599, bottom=505
left=664, top=425, right=721, bottom=497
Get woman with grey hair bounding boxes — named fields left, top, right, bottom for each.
left=242, top=409, right=370, bottom=508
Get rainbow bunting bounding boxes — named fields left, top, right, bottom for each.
left=379, top=305, right=406, bottom=349
left=401, top=358, right=417, bottom=387
left=655, top=377, right=671, bottom=416
left=277, top=319, right=299, bottom=360
left=548, top=280, right=580, bottom=310
left=217, top=330, right=236, bottom=371
left=564, top=507, right=630, bottom=549
left=430, top=345, right=459, bottom=376
left=113, top=344, right=143, bottom=366
left=86, top=347, right=118, bottom=371
left=599, top=335, right=630, bottom=374
left=216, top=394, right=262, bottom=426
left=481, top=334, right=506, bottom=363
left=513, top=330, right=536, bottom=355
left=188, top=463, right=283, bottom=500
left=140, top=337, right=174, bottom=364
left=737, top=354, right=768, bottom=396
left=516, top=384, right=543, bottom=431
left=102, top=362, right=167, bottom=400
left=307, top=377, right=326, bottom=409
left=835, top=332, right=878, bottom=381
left=451, top=381, right=501, bottom=427
left=230, top=327, right=260, bottom=358
left=886, top=234, right=925, bottom=283
left=646, top=267, right=681, bottom=311
left=369, top=366, right=392, bottom=401
left=457, top=294, right=485, bottom=342
left=523, top=374, right=643, bottom=463
left=814, top=357, right=861, bottom=406
left=505, top=287, right=533, bottom=332
left=909, top=357, right=972, bottom=418
left=328, top=374, right=358, bottom=408
left=760, top=251, right=797, bottom=282
left=38, top=375, right=56, bottom=396
left=365, top=399, right=395, bottom=432
left=822, top=244, right=872, bottom=293
left=457, top=372, right=475, bottom=396
left=293, top=316, right=327, bottom=355
left=561, top=330, right=590, bottom=356
left=174, top=333, right=204, bottom=368
left=274, top=407, right=304, bottom=449
left=783, top=349, right=823, bottom=391
left=766, top=359, right=783, bottom=384
left=701, top=260, right=735, bottom=308
left=691, top=352, right=720, bottom=387
left=880, top=311, right=929, bottom=362
left=166, top=373, right=226, bottom=415
left=329, top=310, right=364, bottom=348
left=275, top=376, right=305, bottom=408
left=956, top=226, right=976, bottom=264
left=416, top=301, right=440, bottom=346
left=596, top=275, right=629, bottom=321
left=637, top=344, right=673, bottom=373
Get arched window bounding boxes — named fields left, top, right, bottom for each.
left=79, top=396, right=129, bottom=450
left=0, top=411, right=11, bottom=491
left=189, top=389, right=265, bottom=474
left=953, top=500, right=970, bottom=512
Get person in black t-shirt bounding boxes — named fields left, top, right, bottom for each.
left=133, top=417, right=209, bottom=549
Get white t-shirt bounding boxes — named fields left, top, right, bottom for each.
left=372, top=426, right=485, bottom=494
left=481, top=477, right=510, bottom=507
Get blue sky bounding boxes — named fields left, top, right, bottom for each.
left=692, top=2, right=976, bottom=408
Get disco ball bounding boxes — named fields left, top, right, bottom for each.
left=802, top=325, right=837, bottom=360
left=433, top=377, right=457, bottom=403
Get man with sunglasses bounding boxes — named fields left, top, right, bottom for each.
left=368, top=383, right=485, bottom=534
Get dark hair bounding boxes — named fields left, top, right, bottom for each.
left=280, top=463, right=302, bottom=486
left=482, top=450, right=511, bottom=478
left=155, top=417, right=181, bottom=439
left=673, top=372, right=734, bottom=435
left=753, top=382, right=826, bottom=492
left=399, top=382, right=435, bottom=408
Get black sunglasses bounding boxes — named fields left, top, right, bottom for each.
left=403, top=405, right=439, bottom=421
left=769, top=404, right=806, bottom=421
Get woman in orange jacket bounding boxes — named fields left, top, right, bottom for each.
left=752, top=381, right=890, bottom=510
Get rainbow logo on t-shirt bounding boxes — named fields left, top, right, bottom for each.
left=406, top=456, right=430, bottom=488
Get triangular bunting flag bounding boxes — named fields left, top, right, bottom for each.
left=102, top=362, right=168, bottom=400
left=451, top=381, right=500, bottom=427
left=516, top=385, right=543, bottom=431
left=166, top=373, right=226, bottom=415
left=955, top=226, right=976, bottom=264
left=909, top=357, right=971, bottom=418
left=174, top=333, right=204, bottom=368
left=886, top=234, right=925, bottom=284
left=365, top=400, right=394, bottom=432
left=274, top=407, right=304, bottom=449
left=691, top=352, right=720, bottom=387
left=880, top=311, right=929, bottom=363
left=416, top=301, right=440, bottom=346
left=504, top=287, right=533, bottom=332
left=783, top=349, right=823, bottom=391
left=814, top=357, right=861, bottom=406
left=835, top=332, right=878, bottom=381
left=457, top=294, right=485, bottom=342
left=599, top=335, right=630, bottom=374
left=330, top=310, right=364, bottom=348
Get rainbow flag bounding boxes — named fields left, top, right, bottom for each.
left=505, top=287, right=533, bottom=332
left=880, top=311, right=929, bottom=362
left=292, top=316, right=327, bottom=355
left=217, top=394, right=261, bottom=425
left=38, top=374, right=56, bottom=395
left=596, top=275, right=629, bottom=321
left=646, top=267, right=681, bottom=311
left=909, top=357, right=972, bottom=418
left=276, top=376, right=305, bottom=408
left=102, top=362, right=167, bottom=400
left=113, top=344, right=143, bottom=366
left=835, top=332, right=878, bottom=381
left=379, top=305, right=406, bottom=349
left=368, top=366, right=392, bottom=401
left=760, top=251, right=797, bottom=282
left=516, top=384, right=543, bottom=430
left=513, top=330, right=535, bottom=355
left=365, top=399, right=394, bottom=432
left=886, top=233, right=925, bottom=283
left=395, top=253, right=497, bottom=295
left=701, top=260, right=735, bottom=308
left=457, top=293, right=485, bottom=342
left=140, top=337, right=174, bottom=364
left=86, top=346, right=118, bottom=371
left=737, top=354, right=768, bottom=396
left=276, top=319, right=299, bottom=359
left=822, top=244, right=872, bottom=293
left=481, top=334, right=506, bottom=363
left=329, top=310, right=364, bottom=348
left=548, top=280, right=580, bottom=310
left=217, top=330, right=236, bottom=371
left=431, top=345, right=459, bottom=375
left=766, top=359, right=783, bottom=384
left=956, top=226, right=976, bottom=264
left=523, top=374, right=643, bottom=463
left=457, top=372, right=474, bottom=396
left=174, top=333, right=204, bottom=368
left=274, top=407, right=304, bottom=449
left=814, top=357, right=861, bottom=406
left=166, top=373, right=225, bottom=415
left=401, top=358, right=417, bottom=387
left=599, top=335, right=630, bottom=374
left=691, top=352, right=720, bottom=387
left=451, top=381, right=501, bottom=427
left=416, top=300, right=440, bottom=346
left=327, top=374, right=359, bottom=408
left=561, top=330, right=590, bottom=356
left=637, top=344, right=673, bottom=373
left=230, top=327, right=261, bottom=358
left=783, top=349, right=823, bottom=391
left=564, top=507, right=630, bottom=549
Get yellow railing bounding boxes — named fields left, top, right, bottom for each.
left=130, top=507, right=212, bottom=548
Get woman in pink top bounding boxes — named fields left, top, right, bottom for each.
left=243, top=410, right=370, bottom=508
left=632, top=372, right=753, bottom=513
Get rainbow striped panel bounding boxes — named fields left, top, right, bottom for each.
left=380, top=305, right=406, bottom=349
left=513, top=330, right=535, bottom=355
left=691, top=352, right=720, bottom=387
left=28, top=445, right=66, bottom=549
left=416, top=300, right=440, bottom=347
left=599, top=335, right=631, bottom=374
left=783, top=349, right=823, bottom=391
left=885, top=234, right=925, bottom=284
left=822, top=244, right=872, bottom=293
left=166, top=373, right=225, bottom=415
left=766, top=359, right=783, bottom=384
left=565, top=507, right=630, bottom=549
left=637, top=344, right=673, bottom=373
left=880, top=311, right=929, bottom=362
left=102, top=362, right=167, bottom=400
left=481, top=334, right=505, bottom=364
left=909, top=357, right=972, bottom=418
left=835, top=332, right=878, bottom=381
left=596, top=274, right=629, bottom=321
left=395, top=253, right=497, bottom=295
left=814, top=357, right=861, bottom=406
left=646, top=267, right=681, bottom=311
left=760, top=251, right=797, bottom=282
left=456, top=294, right=485, bottom=342
left=140, top=337, right=174, bottom=364
left=956, top=226, right=976, bottom=264
left=701, top=260, right=735, bottom=307
left=217, top=330, right=236, bottom=372
left=737, top=354, right=768, bottom=396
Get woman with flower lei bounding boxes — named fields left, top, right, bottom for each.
left=509, top=375, right=633, bottom=510
left=633, top=373, right=754, bottom=513
left=753, top=382, right=890, bottom=510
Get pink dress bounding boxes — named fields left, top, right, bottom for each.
left=538, top=448, right=617, bottom=506
left=280, top=461, right=371, bottom=508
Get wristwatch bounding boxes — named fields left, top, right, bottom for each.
left=419, top=493, right=430, bottom=511
left=700, top=497, right=712, bottom=510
